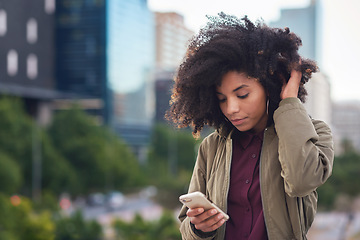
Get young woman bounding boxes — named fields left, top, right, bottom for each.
left=166, top=13, right=334, bottom=240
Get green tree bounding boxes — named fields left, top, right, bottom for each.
left=0, top=193, right=55, bottom=240
left=113, top=212, right=181, bottom=240
left=41, top=132, right=79, bottom=195
left=0, top=193, right=103, bottom=240
left=146, top=124, right=199, bottom=209
left=148, top=124, right=199, bottom=174
left=48, top=106, right=143, bottom=194
left=0, top=97, right=34, bottom=194
left=0, top=97, right=77, bottom=196
left=102, top=130, right=146, bottom=190
left=54, top=211, right=102, bottom=240
left=317, top=140, right=360, bottom=209
left=0, top=151, right=22, bottom=194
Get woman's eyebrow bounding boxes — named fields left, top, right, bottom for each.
left=233, top=85, right=249, bottom=92
left=216, top=84, right=249, bottom=95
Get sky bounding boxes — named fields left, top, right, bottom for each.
left=148, top=0, right=360, bottom=102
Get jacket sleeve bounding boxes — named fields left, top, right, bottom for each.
left=273, top=97, right=334, bottom=197
left=178, top=137, right=217, bottom=240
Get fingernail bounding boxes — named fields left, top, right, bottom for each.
left=211, top=209, right=217, bottom=214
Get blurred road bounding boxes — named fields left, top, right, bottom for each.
left=308, top=212, right=360, bottom=240
left=70, top=195, right=360, bottom=240
left=74, top=194, right=164, bottom=238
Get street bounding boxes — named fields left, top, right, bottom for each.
left=73, top=194, right=165, bottom=239
left=68, top=195, right=360, bottom=240
left=308, top=212, right=360, bottom=240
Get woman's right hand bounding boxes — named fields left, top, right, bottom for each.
left=187, top=207, right=226, bottom=232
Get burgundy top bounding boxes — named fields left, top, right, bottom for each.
left=225, top=130, right=268, bottom=240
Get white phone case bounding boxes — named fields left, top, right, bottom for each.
left=179, top=191, right=229, bottom=220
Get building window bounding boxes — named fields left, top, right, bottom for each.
left=27, top=18, right=38, bottom=44
left=85, top=37, right=96, bottom=56
left=0, top=9, right=6, bottom=36
left=27, top=54, right=38, bottom=79
left=44, top=0, right=56, bottom=14
left=7, top=50, right=18, bottom=76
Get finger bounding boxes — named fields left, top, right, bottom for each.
left=289, top=69, right=302, bottom=81
left=287, top=69, right=302, bottom=88
left=281, top=69, right=302, bottom=99
left=202, top=218, right=226, bottom=232
left=190, top=209, right=218, bottom=225
left=194, top=213, right=226, bottom=232
left=186, top=208, right=204, bottom=217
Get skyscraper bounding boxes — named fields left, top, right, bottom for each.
left=55, top=0, right=156, bottom=160
left=107, top=0, right=155, bottom=161
left=332, top=101, right=360, bottom=153
left=153, top=12, right=193, bottom=123
left=270, top=0, right=332, bottom=126
left=0, top=0, right=57, bottom=125
left=155, top=12, right=193, bottom=71
left=55, top=0, right=107, bottom=121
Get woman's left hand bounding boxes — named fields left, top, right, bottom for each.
left=280, top=69, right=302, bottom=100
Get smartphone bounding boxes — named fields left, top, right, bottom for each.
left=179, top=191, right=229, bottom=220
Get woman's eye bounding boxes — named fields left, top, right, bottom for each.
left=237, top=93, right=249, bottom=99
left=218, top=98, right=226, bottom=103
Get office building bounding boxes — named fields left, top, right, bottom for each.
left=154, top=12, right=193, bottom=123
left=270, top=0, right=332, bottom=125
left=303, top=72, right=332, bottom=125
left=55, top=0, right=107, bottom=122
left=55, top=0, right=155, bottom=160
left=332, top=101, right=360, bottom=153
left=0, top=0, right=58, bottom=125
left=154, top=70, right=175, bottom=122
left=155, top=12, right=193, bottom=71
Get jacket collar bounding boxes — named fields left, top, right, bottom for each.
left=216, top=124, right=275, bottom=141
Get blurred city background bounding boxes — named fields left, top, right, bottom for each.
left=0, top=0, right=359, bottom=239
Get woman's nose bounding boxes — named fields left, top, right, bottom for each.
left=226, top=98, right=240, bottom=115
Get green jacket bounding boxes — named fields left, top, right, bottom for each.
left=179, top=98, right=334, bottom=240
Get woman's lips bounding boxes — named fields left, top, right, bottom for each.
left=231, top=118, right=247, bottom=125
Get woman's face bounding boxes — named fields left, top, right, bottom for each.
left=216, top=71, right=268, bottom=133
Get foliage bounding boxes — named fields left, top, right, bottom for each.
left=0, top=97, right=34, bottom=195
left=41, top=132, right=80, bottom=195
left=113, top=211, right=181, bottom=240
left=54, top=211, right=102, bottom=240
left=0, top=192, right=102, bottom=240
left=148, top=124, right=199, bottom=173
left=0, top=97, right=144, bottom=196
left=0, top=151, right=22, bottom=194
left=33, top=191, right=60, bottom=213
left=0, top=97, right=78, bottom=196
left=146, top=124, right=199, bottom=208
left=0, top=193, right=55, bottom=240
left=317, top=140, right=360, bottom=210
left=47, top=106, right=144, bottom=194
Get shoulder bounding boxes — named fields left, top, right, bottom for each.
left=311, top=118, right=330, bottom=129
left=200, top=131, right=223, bottom=147
left=274, top=97, right=306, bottom=116
left=311, top=118, right=333, bottom=138
left=198, top=130, right=229, bottom=155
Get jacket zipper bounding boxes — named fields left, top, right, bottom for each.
left=259, top=128, right=271, bottom=239
left=220, top=138, right=233, bottom=240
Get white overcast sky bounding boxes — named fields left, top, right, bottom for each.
left=148, top=0, right=360, bottom=102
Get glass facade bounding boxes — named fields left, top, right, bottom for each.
left=56, top=0, right=155, bottom=158
left=269, top=2, right=318, bottom=61
left=55, top=0, right=107, bottom=99
left=107, top=0, right=155, bottom=158
left=107, top=0, right=155, bottom=125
